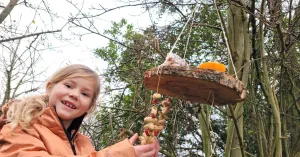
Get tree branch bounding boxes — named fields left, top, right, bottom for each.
left=0, top=30, right=61, bottom=43
left=164, top=0, right=187, bottom=20
left=0, top=0, right=19, bottom=24
left=70, top=20, right=136, bottom=50
left=193, top=22, right=222, bottom=31
left=74, top=2, right=160, bottom=20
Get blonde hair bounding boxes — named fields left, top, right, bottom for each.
left=6, top=64, right=100, bottom=130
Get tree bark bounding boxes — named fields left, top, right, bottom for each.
left=259, top=0, right=282, bottom=156
left=225, top=3, right=251, bottom=157
left=198, top=104, right=212, bottom=157
left=0, top=0, right=19, bottom=24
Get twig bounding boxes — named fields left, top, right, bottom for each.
left=99, top=105, right=139, bottom=113
left=164, top=0, right=187, bottom=20
left=0, top=30, right=61, bottom=43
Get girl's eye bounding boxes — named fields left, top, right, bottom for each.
left=65, top=84, right=72, bottom=89
left=82, top=93, right=89, bottom=97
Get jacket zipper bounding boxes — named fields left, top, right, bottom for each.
left=53, top=107, right=84, bottom=155
left=56, top=114, right=77, bottom=155
left=69, top=138, right=77, bottom=155
left=61, top=120, right=77, bottom=155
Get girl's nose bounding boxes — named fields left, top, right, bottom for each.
left=69, top=90, right=79, bottom=99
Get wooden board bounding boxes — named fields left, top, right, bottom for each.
left=143, top=66, right=246, bottom=106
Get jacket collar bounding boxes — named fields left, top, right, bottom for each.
left=38, top=106, right=85, bottom=140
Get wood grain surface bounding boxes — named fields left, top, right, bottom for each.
left=143, top=66, right=246, bottom=106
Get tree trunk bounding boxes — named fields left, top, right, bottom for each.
left=0, top=0, right=19, bottom=24
left=225, top=3, right=251, bottom=157
left=198, top=104, right=212, bottom=157
left=259, top=0, right=282, bottom=156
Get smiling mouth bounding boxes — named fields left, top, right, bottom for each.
left=61, top=101, right=76, bottom=109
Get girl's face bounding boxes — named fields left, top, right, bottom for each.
left=46, top=75, right=96, bottom=127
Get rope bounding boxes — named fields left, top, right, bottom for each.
left=213, top=0, right=238, bottom=79
left=169, top=2, right=199, bottom=55
left=154, top=3, right=200, bottom=94
left=183, top=6, right=198, bottom=59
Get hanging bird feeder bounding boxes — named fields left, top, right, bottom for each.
left=143, top=65, right=246, bottom=106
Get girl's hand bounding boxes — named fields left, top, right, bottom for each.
left=129, top=133, right=160, bottom=157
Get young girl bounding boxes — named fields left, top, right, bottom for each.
left=0, top=64, right=159, bottom=157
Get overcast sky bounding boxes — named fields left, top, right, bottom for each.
left=5, top=0, right=171, bottom=72
left=1, top=0, right=174, bottom=97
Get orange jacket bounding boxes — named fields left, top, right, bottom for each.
left=0, top=105, right=136, bottom=157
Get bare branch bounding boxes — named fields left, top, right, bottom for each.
left=14, top=87, right=40, bottom=98
left=0, top=30, right=61, bottom=43
left=193, top=22, right=222, bottom=31
left=74, top=2, right=160, bottom=20
left=0, top=0, right=19, bottom=24
left=164, top=0, right=187, bottom=20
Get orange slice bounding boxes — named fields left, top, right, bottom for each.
left=198, top=62, right=226, bottom=72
